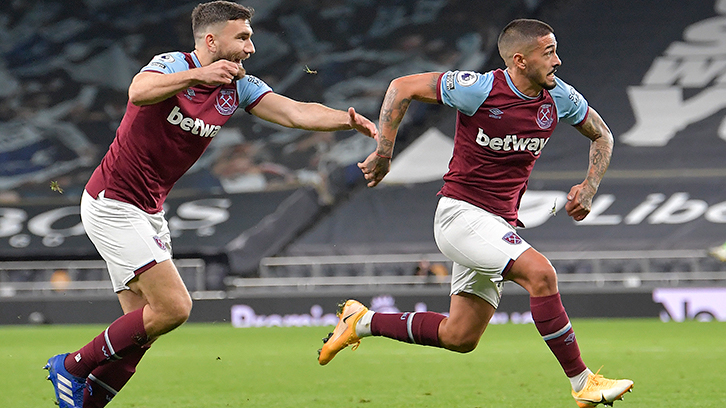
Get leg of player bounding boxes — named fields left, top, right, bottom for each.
left=124, top=260, right=193, bottom=339
left=46, top=261, right=191, bottom=408
left=433, top=292, right=495, bottom=352
left=83, top=291, right=155, bottom=408
left=317, top=292, right=494, bottom=365
left=318, top=198, right=506, bottom=365
left=84, top=345, right=150, bottom=408
left=507, top=248, right=633, bottom=407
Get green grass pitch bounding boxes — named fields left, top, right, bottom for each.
left=1, top=319, right=724, bottom=407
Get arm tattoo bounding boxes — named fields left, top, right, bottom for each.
left=428, top=75, right=438, bottom=95
left=379, top=136, right=394, bottom=153
left=378, top=85, right=412, bottom=156
left=589, top=140, right=610, bottom=182
left=379, top=88, right=397, bottom=125
left=377, top=74, right=439, bottom=157
left=581, top=109, right=613, bottom=189
left=390, top=97, right=411, bottom=129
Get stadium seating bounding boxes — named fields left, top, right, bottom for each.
left=1, top=0, right=726, bottom=288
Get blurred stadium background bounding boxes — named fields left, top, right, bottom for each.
left=1, top=0, right=726, bottom=326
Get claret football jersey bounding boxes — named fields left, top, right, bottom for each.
left=86, top=51, right=272, bottom=213
left=436, top=68, right=589, bottom=225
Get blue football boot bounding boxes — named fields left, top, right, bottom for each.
left=44, top=353, right=86, bottom=407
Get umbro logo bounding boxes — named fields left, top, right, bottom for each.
left=489, top=108, right=504, bottom=119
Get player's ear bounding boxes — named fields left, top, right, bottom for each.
left=205, top=33, right=217, bottom=53
left=512, top=52, right=526, bottom=70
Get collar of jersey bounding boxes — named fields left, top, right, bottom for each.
left=503, top=69, right=538, bottom=101
left=190, top=51, right=202, bottom=68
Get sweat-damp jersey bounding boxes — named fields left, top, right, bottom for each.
left=86, top=51, right=272, bottom=213
left=436, top=68, right=589, bottom=225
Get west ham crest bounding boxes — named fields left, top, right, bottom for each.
left=215, top=88, right=238, bottom=116
left=536, top=103, right=554, bottom=129
left=502, top=231, right=522, bottom=245
left=153, top=235, right=168, bottom=251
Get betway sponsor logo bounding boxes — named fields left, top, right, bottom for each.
left=476, top=128, right=549, bottom=155
left=166, top=106, right=221, bottom=138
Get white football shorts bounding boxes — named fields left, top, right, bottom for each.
left=434, top=196, right=531, bottom=308
left=81, top=190, right=172, bottom=292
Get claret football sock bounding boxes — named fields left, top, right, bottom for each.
left=371, top=311, right=445, bottom=346
left=530, top=293, right=588, bottom=377
left=64, top=308, right=149, bottom=379
left=83, top=345, right=149, bottom=407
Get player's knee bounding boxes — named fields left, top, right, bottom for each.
left=442, top=332, right=479, bottom=353
left=161, top=293, right=192, bottom=330
left=527, top=265, right=558, bottom=296
left=165, top=307, right=191, bottom=331
left=174, top=294, right=193, bottom=325
left=448, top=338, right=479, bottom=353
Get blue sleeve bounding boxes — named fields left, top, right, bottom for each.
left=140, top=52, right=189, bottom=74
left=236, top=75, right=273, bottom=110
left=550, top=77, right=589, bottom=126
left=439, top=71, right=494, bottom=117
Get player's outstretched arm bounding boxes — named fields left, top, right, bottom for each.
left=565, top=107, right=614, bottom=221
left=249, top=93, right=378, bottom=138
left=128, top=59, right=244, bottom=106
left=358, top=72, right=441, bottom=187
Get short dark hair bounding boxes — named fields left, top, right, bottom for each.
left=497, top=18, right=554, bottom=62
left=191, top=1, right=254, bottom=37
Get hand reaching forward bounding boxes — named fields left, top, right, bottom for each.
left=347, top=107, right=379, bottom=139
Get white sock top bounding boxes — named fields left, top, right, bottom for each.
left=570, top=368, right=593, bottom=392
left=355, top=310, right=375, bottom=338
